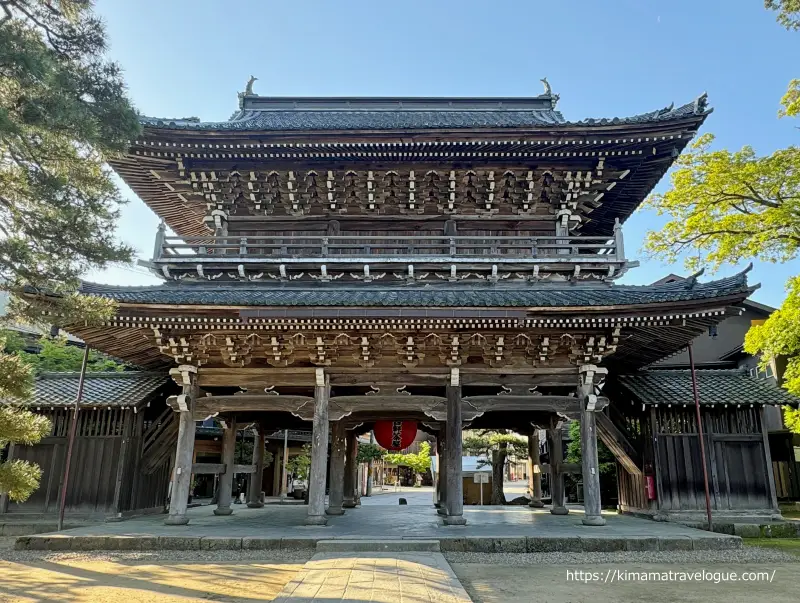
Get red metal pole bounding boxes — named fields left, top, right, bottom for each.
left=688, top=343, right=713, bottom=532
left=57, top=345, right=90, bottom=531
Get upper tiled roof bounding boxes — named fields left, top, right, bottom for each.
left=79, top=270, right=752, bottom=308
left=4, top=372, right=170, bottom=408
left=615, top=369, right=799, bottom=406
left=138, top=94, right=709, bottom=132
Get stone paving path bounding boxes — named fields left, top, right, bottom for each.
left=273, top=552, right=472, bottom=603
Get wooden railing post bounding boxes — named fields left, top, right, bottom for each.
left=614, top=218, right=625, bottom=260
left=322, top=237, right=329, bottom=257
left=449, top=237, right=456, bottom=256
left=239, top=237, right=247, bottom=256
left=153, top=221, right=166, bottom=260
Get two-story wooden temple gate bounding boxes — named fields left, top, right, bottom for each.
left=42, top=82, right=773, bottom=526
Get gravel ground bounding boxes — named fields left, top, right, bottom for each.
left=444, top=547, right=800, bottom=565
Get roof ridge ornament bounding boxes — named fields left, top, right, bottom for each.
left=540, top=77, right=560, bottom=109
left=694, top=92, right=709, bottom=114
left=238, top=75, right=258, bottom=109
left=684, top=267, right=705, bottom=290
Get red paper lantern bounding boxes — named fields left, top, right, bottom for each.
left=373, top=420, right=417, bottom=451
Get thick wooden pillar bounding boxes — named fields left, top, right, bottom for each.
left=215, top=416, right=237, bottom=516
left=437, top=431, right=448, bottom=515
left=343, top=430, right=358, bottom=508
left=578, top=366, right=605, bottom=526
left=580, top=409, right=605, bottom=525
left=444, top=375, right=466, bottom=525
left=165, top=366, right=197, bottom=525
left=527, top=430, right=544, bottom=508
left=306, top=369, right=329, bottom=525
left=548, top=425, right=568, bottom=515
left=247, top=423, right=265, bottom=508
left=327, top=420, right=347, bottom=515
left=434, top=435, right=444, bottom=508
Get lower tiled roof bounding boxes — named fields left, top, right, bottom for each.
left=4, top=372, right=170, bottom=408
left=615, top=370, right=799, bottom=406
left=79, top=271, right=752, bottom=308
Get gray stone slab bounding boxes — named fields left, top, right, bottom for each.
left=658, top=536, right=694, bottom=551
left=316, top=539, right=440, bottom=552
left=624, top=536, right=659, bottom=551
left=526, top=537, right=582, bottom=552
left=157, top=536, right=201, bottom=550
left=13, top=503, right=743, bottom=552
left=692, top=536, right=742, bottom=550
left=200, top=536, right=242, bottom=550
left=579, top=536, right=628, bottom=552
left=242, top=537, right=282, bottom=550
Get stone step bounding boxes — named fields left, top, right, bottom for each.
left=315, top=539, right=441, bottom=552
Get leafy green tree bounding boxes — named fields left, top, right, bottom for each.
left=383, top=441, right=432, bottom=485
left=356, top=442, right=385, bottom=464
left=11, top=334, right=125, bottom=373
left=286, top=443, right=312, bottom=481
left=765, top=0, right=800, bottom=30
left=646, top=2, right=800, bottom=433
left=462, top=430, right=528, bottom=504
left=0, top=0, right=139, bottom=502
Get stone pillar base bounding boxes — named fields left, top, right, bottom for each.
left=326, top=507, right=345, bottom=516
left=246, top=502, right=264, bottom=509
left=436, top=507, right=447, bottom=516
left=529, top=499, right=545, bottom=508
left=550, top=506, right=569, bottom=515
left=304, top=514, right=328, bottom=526
left=164, top=515, right=189, bottom=526
left=443, top=515, right=467, bottom=526
left=342, top=500, right=357, bottom=509
left=213, top=507, right=233, bottom=516
left=582, top=515, right=606, bottom=526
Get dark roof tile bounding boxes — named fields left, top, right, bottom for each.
left=78, top=270, right=752, bottom=308
left=615, top=369, right=799, bottom=406
left=4, top=372, right=170, bottom=408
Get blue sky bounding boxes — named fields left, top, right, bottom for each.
left=89, top=0, right=799, bottom=308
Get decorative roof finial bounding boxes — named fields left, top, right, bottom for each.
left=237, top=75, right=258, bottom=109
left=540, top=77, right=560, bottom=109
left=245, top=75, right=257, bottom=96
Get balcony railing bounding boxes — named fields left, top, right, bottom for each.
left=147, top=227, right=631, bottom=282
left=155, top=234, right=624, bottom=263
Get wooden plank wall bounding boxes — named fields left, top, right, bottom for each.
left=653, top=407, right=773, bottom=512
left=5, top=406, right=171, bottom=516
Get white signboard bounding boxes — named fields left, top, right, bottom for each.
left=473, top=472, right=489, bottom=484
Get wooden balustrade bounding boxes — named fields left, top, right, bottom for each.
left=156, top=234, right=622, bottom=262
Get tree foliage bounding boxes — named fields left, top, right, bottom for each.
left=565, top=421, right=617, bottom=475
left=0, top=0, right=139, bottom=502
left=745, top=277, right=800, bottom=429
left=462, top=430, right=528, bottom=504
left=0, top=405, right=50, bottom=501
left=765, top=0, right=800, bottom=30
left=643, top=134, right=800, bottom=272
left=356, top=442, right=385, bottom=464
left=10, top=333, right=125, bottom=373
left=286, top=443, right=312, bottom=481
left=383, top=441, right=432, bottom=476
left=646, top=2, right=800, bottom=433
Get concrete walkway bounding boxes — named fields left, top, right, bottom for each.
left=274, top=552, right=472, bottom=603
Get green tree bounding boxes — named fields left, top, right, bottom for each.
left=356, top=442, right=385, bottom=464
left=765, top=0, right=800, bottom=30
left=383, top=441, right=432, bottom=485
left=11, top=334, right=125, bottom=373
left=0, top=0, right=139, bottom=502
left=286, top=443, right=312, bottom=481
left=462, top=430, right=528, bottom=505
left=645, top=3, right=800, bottom=433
